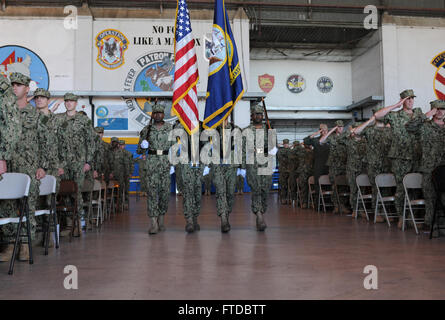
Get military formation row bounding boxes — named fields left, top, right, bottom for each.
left=0, top=72, right=134, bottom=262
left=277, top=89, right=445, bottom=231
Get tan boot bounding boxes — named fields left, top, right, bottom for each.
left=256, top=212, right=267, bottom=231
left=185, top=217, right=194, bottom=233
left=397, top=218, right=403, bottom=229
left=158, top=215, right=166, bottom=232
left=0, top=244, right=14, bottom=262
left=148, top=217, right=159, bottom=235
left=375, top=215, right=384, bottom=223
left=220, top=213, right=230, bottom=233
left=18, top=244, right=29, bottom=261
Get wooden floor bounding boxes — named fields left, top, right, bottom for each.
left=1, top=193, right=444, bottom=300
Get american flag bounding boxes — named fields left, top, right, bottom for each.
left=172, top=0, right=199, bottom=135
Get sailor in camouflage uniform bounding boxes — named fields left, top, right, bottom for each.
left=57, top=92, right=95, bottom=235
left=277, top=139, right=291, bottom=204
left=375, top=89, right=434, bottom=228
left=243, top=104, right=277, bottom=231
left=137, top=104, right=174, bottom=235
left=0, top=72, right=51, bottom=261
left=173, top=121, right=204, bottom=233
left=406, top=99, right=445, bottom=229
left=211, top=118, right=240, bottom=233
left=119, top=140, right=135, bottom=209
left=345, top=123, right=367, bottom=217
left=322, top=120, right=350, bottom=213
left=353, top=107, right=392, bottom=222
left=0, top=76, right=22, bottom=261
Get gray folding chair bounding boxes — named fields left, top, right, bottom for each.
left=0, top=173, right=32, bottom=275
left=89, top=179, right=104, bottom=228
left=374, top=173, right=398, bottom=227
left=402, top=173, right=425, bottom=234
left=35, top=175, right=59, bottom=255
left=308, top=176, right=316, bottom=210
left=81, top=179, right=94, bottom=230
left=355, top=174, right=372, bottom=221
left=318, top=175, right=334, bottom=213
left=293, top=177, right=303, bottom=208
left=334, top=175, right=350, bottom=215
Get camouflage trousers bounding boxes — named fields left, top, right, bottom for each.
left=212, top=165, right=237, bottom=217
left=392, top=158, right=414, bottom=217
left=279, top=171, right=290, bottom=202
left=145, top=157, right=170, bottom=217
left=139, top=166, right=147, bottom=192
left=347, top=170, right=362, bottom=210
left=246, top=165, right=272, bottom=214
left=62, top=164, right=86, bottom=218
left=298, top=170, right=311, bottom=207
left=0, top=163, right=39, bottom=243
left=289, top=171, right=298, bottom=201
left=236, top=174, right=244, bottom=193
left=203, top=171, right=212, bottom=194
left=423, top=171, right=437, bottom=227
left=175, top=164, right=183, bottom=194
left=329, top=167, right=347, bottom=210
left=125, top=175, right=131, bottom=205
left=181, top=164, right=203, bottom=219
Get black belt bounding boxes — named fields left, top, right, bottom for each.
left=147, top=149, right=169, bottom=155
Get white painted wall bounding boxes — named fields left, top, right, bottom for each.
left=382, top=23, right=445, bottom=112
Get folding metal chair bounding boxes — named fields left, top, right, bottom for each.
left=35, top=175, right=59, bottom=255
left=0, top=173, right=32, bottom=275
left=81, top=179, right=94, bottom=231
left=355, top=174, right=372, bottom=221
left=100, top=180, right=107, bottom=222
left=318, top=175, right=334, bottom=213
left=374, top=174, right=398, bottom=227
left=56, top=180, right=80, bottom=240
left=293, top=177, right=303, bottom=208
left=402, top=173, right=425, bottom=234
left=308, top=176, right=316, bottom=210
left=89, top=179, right=104, bottom=228
left=430, top=165, right=445, bottom=239
left=334, top=175, right=350, bottom=215
left=106, top=180, right=117, bottom=217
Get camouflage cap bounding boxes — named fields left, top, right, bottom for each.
left=119, top=140, right=126, bottom=145
left=111, top=137, right=119, bottom=143
left=430, top=99, right=445, bottom=109
left=293, top=140, right=300, bottom=145
left=400, top=89, right=416, bottom=99
left=9, top=72, right=30, bottom=86
left=151, top=104, right=165, bottom=113
left=34, top=88, right=50, bottom=98
left=283, top=139, right=289, bottom=144
left=352, top=122, right=363, bottom=128
left=252, top=104, right=264, bottom=114
left=335, top=120, right=344, bottom=127
left=64, top=92, right=79, bottom=101
left=94, top=126, right=104, bottom=133
left=0, top=76, right=11, bottom=94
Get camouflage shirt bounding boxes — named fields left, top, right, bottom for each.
left=137, top=121, right=174, bottom=157
left=345, top=136, right=367, bottom=173
left=383, top=108, right=425, bottom=160
left=12, top=103, right=51, bottom=170
left=277, top=147, right=292, bottom=173
left=362, top=125, right=392, bottom=167
left=0, top=85, right=21, bottom=162
left=56, top=112, right=95, bottom=166
left=406, top=118, right=445, bottom=173
left=326, top=131, right=349, bottom=169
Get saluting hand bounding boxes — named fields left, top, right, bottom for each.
left=36, top=168, right=46, bottom=180
left=0, top=160, right=7, bottom=175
